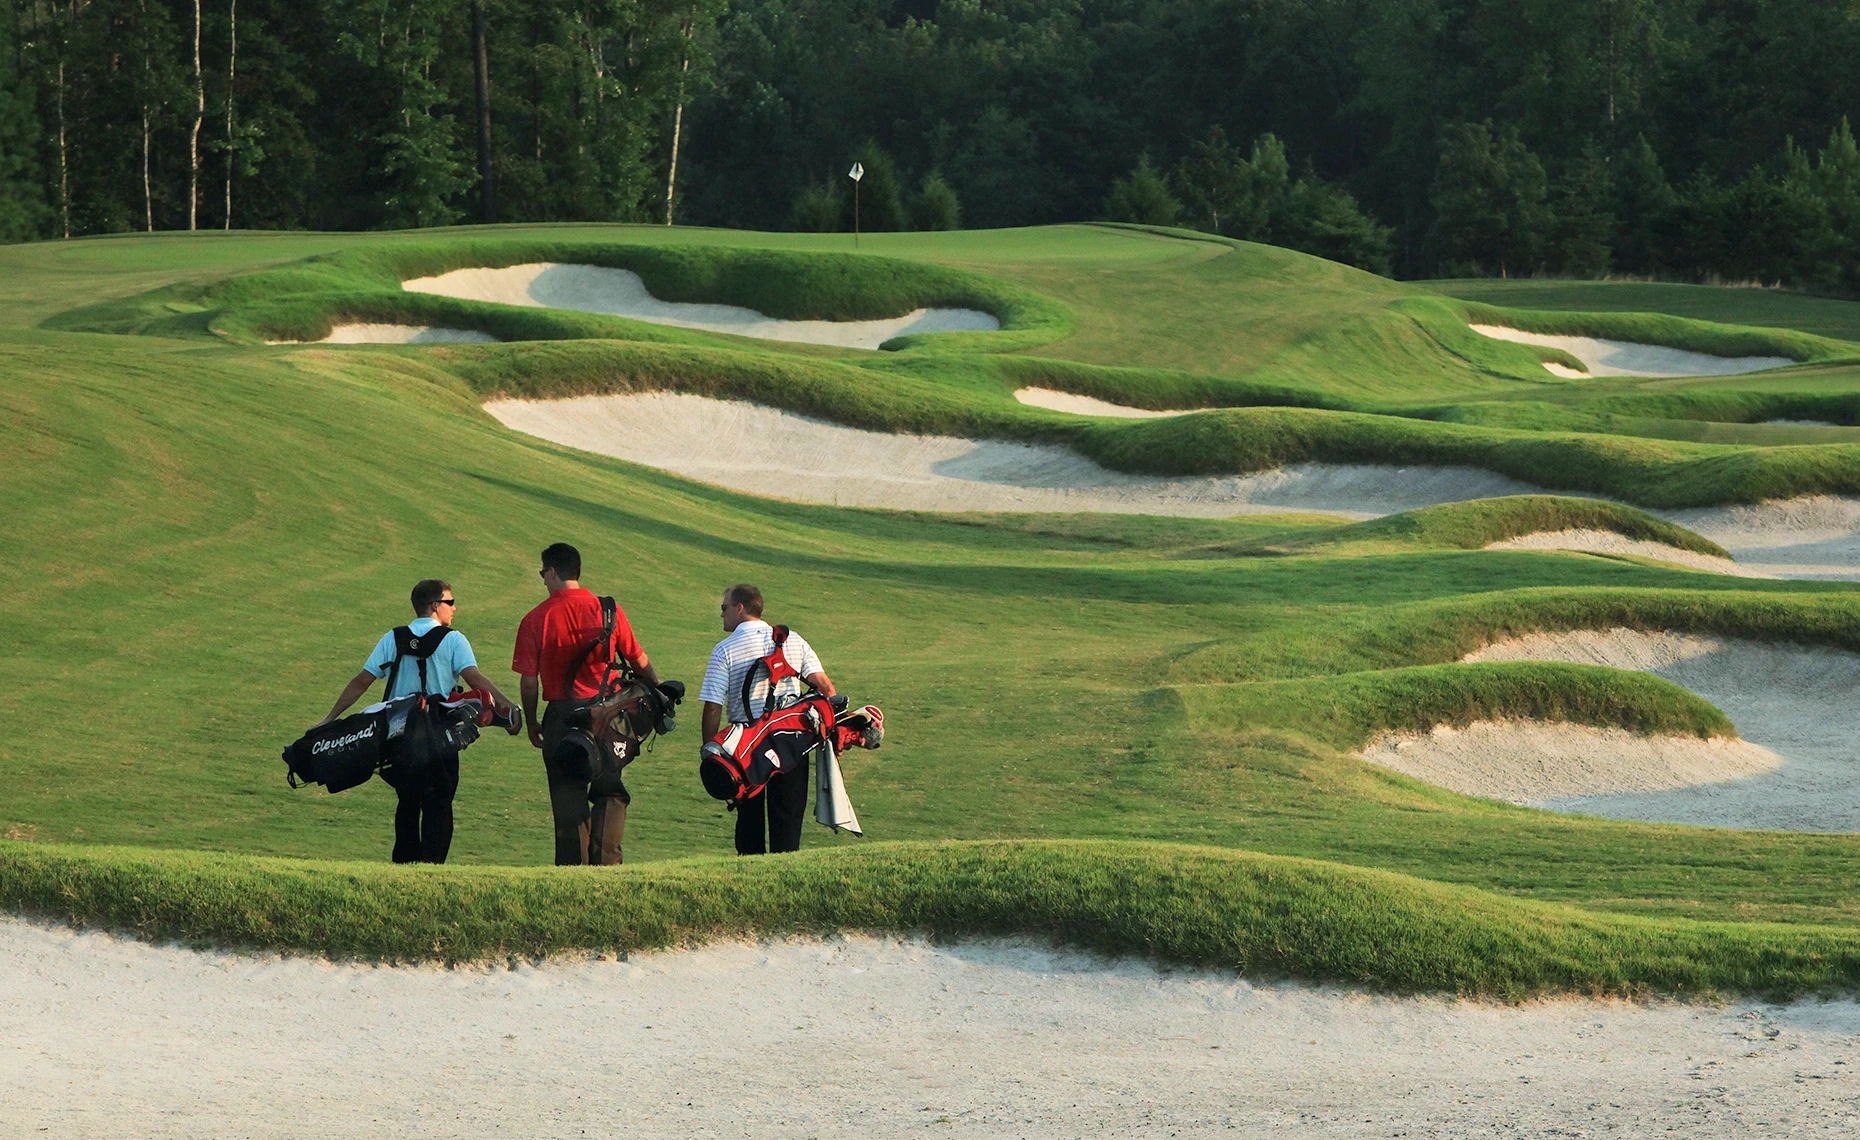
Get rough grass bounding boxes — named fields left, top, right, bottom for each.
left=10, top=838, right=1860, bottom=998
left=1178, top=662, right=1734, bottom=752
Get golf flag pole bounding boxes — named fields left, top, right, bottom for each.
left=848, top=162, right=864, bottom=247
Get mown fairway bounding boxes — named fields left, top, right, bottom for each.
left=9, top=224, right=1860, bottom=989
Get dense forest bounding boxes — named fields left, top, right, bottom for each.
left=3, top=1, right=1859, bottom=286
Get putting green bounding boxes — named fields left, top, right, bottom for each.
left=7, top=224, right=1860, bottom=994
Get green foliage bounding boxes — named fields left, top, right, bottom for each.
left=909, top=171, right=961, bottom=231
left=847, top=141, right=905, bottom=232
left=1551, top=143, right=1614, bottom=277
left=1105, top=156, right=1180, bottom=226
left=1429, top=120, right=1551, bottom=276
left=1174, top=129, right=1391, bottom=273
left=0, top=21, right=44, bottom=242
left=789, top=181, right=842, bottom=232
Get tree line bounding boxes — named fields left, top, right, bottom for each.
left=3, top=1, right=1858, bottom=288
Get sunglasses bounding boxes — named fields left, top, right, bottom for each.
left=437, top=598, right=458, bottom=607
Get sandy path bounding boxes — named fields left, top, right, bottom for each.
left=1456, top=630, right=1860, bottom=830
left=1469, top=324, right=1793, bottom=378
left=1012, top=387, right=1187, bottom=417
left=1486, top=529, right=1773, bottom=577
left=6, top=919, right=1857, bottom=1139
left=486, top=392, right=1537, bottom=518
left=404, top=263, right=998, bottom=350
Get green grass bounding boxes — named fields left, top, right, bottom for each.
left=1430, top=278, right=1860, bottom=344
left=11, top=225, right=1860, bottom=991
left=9, top=838, right=1860, bottom=999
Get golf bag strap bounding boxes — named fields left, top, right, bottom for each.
left=741, top=624, right=803, bottom=722
left=386, top=624, right=453, bottom=699
left=560, top=596, right=619, bottom=700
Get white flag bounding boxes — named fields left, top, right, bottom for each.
left=848, top=162, right=865, bottom=183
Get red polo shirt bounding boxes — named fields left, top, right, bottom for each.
left=512, top=588, right=648, bottom=701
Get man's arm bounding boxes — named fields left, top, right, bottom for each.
left=459, top=666, right=515, bottom=715
left=805, top=670, right=836, bottom=697
left=628, top=653, right=661, bottom=686
left=520, top=675, right=543, bottom=749
left=318, top=670, right=377, bottom=726
left=701, top=700, right=722, bottom=747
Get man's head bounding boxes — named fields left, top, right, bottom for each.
left=540, top=543, right=581, bottom=592
left=411, top=578, right=456, bottom=620
left=720, top=583, right=763, bottom=632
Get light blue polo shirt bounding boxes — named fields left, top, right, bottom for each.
left=364, top=617, right=478, bottom=699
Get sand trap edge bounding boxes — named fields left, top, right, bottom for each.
left=1363, top=720, right=1778, bottom=805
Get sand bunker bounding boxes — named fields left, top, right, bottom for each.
left=1456, top=629, right=1860, bottom=830
left=9, top=919, right=1858, bottom=1138
left=484, top=391, right=1860, bottom=576
left=404, top=263, right=998, bottom=350
left=278, top=323, right=498, bottom=345
left=1486, top=529, right=1773, bottom=577
left=1364, top=721, right=1779, bottom=804
left=1663, top=496, right=1860, bottom=579
left=1470, top=324, right=1793, bottom=378
left=1012, top=387, right=1187, bottom=418
left=486, top=392, right=1541, bottom=517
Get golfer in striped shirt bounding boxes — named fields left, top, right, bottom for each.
left=699, top=583, right=835, bottom=854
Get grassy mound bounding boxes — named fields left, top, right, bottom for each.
left=1179, top=661, right=1733, bottom=752
left=7, top=838, right=1859, bottom=998
left=1459, top=301, right=1853, bottom=366
left=49, top=239, right=1076, bottom=353
left=1290, top=496, right=1730, bottom=557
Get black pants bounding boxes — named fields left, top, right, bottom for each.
left=392, top=746, right=460, bottom=864
left=736, top=752, right=809, bottom=856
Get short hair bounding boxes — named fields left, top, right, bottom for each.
left=541, top=542, right=581, bottom=581
left=411, top=579, right=452, bottom=615
left=724, top=583, right=763, bottom=617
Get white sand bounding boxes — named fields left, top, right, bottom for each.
left=1011, top=387, right=1187, bottom=418
left=484, top=391, right=1539, bottom=518
left=484, top=391, right=1860, bottom=576
left=1469, top=324, right=1794, bottom=378
left=1458, top=629, right=1860, bottom=830
left=7, top=919, right=1858, bottom=1138
left=1664, top=496, right=1860, bottom=579
left=1486, top=528, right=1774, bottom=577
left=403, top=263, right=999, bottom=350
left=1364, top=721, right=1780, bottom=804
left=275, top=323, right=499, bottom=345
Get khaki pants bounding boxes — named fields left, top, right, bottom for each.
left=541, top=700, right=629, bottom=866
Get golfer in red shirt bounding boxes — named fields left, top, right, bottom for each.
left=513, top=542, right=660, bottom=865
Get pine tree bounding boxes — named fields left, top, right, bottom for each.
left=1106, top=155, right=1180, bottom=226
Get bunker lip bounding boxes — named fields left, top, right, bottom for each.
left=484, top=391, right=1540, bottom=518
left=272, top=323, right=498, bottom=345
left=1469, top=323, right=1794, bottom=378
left=403, top=262, right=999, bottom=350
left=1364, top=721, right=1779, bottom=804
left=1012, top=387, right=1188, bottom=418
left=1443, top=629, right=1860, bottom=832
left=1485, top=529, right=1772, bottom=577
left=485, top=391, right=1860, bottom=576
